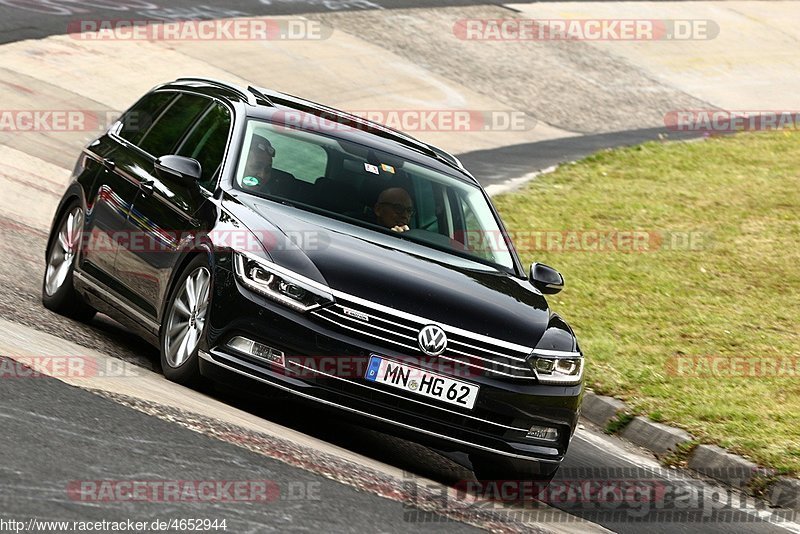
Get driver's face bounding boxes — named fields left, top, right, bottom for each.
left=375, top=189, right=414, bottom=228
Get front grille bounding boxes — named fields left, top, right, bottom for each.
left=311, top=299, right=537, bottom=380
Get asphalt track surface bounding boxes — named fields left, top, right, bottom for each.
left=0, top=364, right=485, bottom=534
left=0, top=2, right=796, bottom=534
left=0, top=0, right=546, bottom=44
left=458, top=126, right=705, bottom=188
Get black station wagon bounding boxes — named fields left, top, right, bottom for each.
left=42, top=77, right=584, bottom=482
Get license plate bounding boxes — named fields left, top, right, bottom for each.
left=365, top=355, right=479, bottom=410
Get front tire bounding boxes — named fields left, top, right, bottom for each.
left=160, top=255, right=212, bottom=386
left=42, top=202, right=95, bottom=321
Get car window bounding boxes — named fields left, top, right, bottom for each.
left=137, top=93, right=210, bottom=157
left=264, top=130, right=328, bottom=183
left=234, top=119, right=515, bottom=271
left=176, top=102, right=232, bottom=191
left=456, top=191, right=496, bottom=262
left=118, top=92, right=175, bottom=145
left=412, top=175, right=439, bottom=231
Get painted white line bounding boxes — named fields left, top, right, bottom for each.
left=485, top=165, right=559, bottom=197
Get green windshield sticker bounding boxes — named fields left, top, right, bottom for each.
left=242, top=176, right=260, bottom=187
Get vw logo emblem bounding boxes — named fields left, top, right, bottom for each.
left=418, top=325, right=447, bottom=356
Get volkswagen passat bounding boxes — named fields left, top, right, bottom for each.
left=43, top=78, right=584, bottom=482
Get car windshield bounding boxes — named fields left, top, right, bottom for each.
left=233, top=118, right=515, bottom=271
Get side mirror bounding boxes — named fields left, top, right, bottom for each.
left=530, top=262, right=564, bottom=294
left=155, top=155, right=202, bottom=186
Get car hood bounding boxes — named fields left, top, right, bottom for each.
left=228, top=194, right=550, bottom=347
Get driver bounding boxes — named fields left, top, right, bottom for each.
left=373, top=187, right=414, bottom=233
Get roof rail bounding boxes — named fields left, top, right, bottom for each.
left=251, top=87, right=465, bottom=172
left=428, top=145, right=465, bottom=170
left=247, top=86, right=275, bottom=107
left=175, top=77, right=256, bottom=105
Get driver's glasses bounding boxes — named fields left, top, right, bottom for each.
left=380, top=202, right=415, bottom=216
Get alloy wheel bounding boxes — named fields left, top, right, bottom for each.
left=44, top=207, right=83, bottom=297
left=164, top=267, right=211, bottom=368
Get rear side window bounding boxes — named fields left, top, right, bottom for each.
left=118, top=92, right=174, bottom=144
left=176, top=102, right=232, bottom=190
left=137, top=93, right=210, bottom=157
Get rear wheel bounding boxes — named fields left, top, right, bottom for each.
left=42, top=203, right=96, bottom=321
left=160, top=256, right=212, bottom=386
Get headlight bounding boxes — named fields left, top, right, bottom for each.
left=233, top=251, right=333, bottom=312
left=529, top=348, right=584, bottom=385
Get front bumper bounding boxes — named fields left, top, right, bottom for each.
left=200, top=265, right=583, bottom=469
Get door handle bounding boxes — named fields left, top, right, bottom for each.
left=139, top=179, right=155, bottom=196
left=102, top=158, right=115, bottom=171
